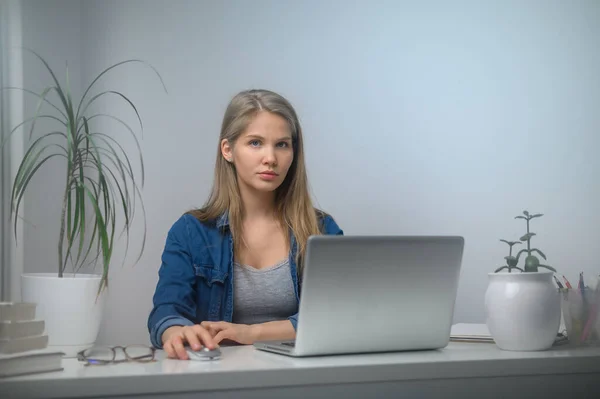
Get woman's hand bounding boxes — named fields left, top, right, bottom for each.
left=200, top=321, right=260, bottom=345
left=161, top=325, right=217, bottom=360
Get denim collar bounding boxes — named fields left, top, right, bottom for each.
left=216, top=212, right=230, bottom=229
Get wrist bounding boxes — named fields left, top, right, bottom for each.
left=250, top=324, right=263, bottom=343
left=162, top=325, right=182, bottom=344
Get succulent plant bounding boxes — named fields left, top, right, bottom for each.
left=514, top=210, right=556, bottom=272
left=495, top=239, right=523, bottom=272
left=495, top=210, right=556, bottom=273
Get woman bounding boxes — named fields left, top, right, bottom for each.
left=147, top=89, right=343, bottom=360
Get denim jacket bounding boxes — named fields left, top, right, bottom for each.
left=147, top=211, right=343, bottom=348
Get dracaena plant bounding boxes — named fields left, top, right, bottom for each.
left=1, top=49, right=166, bottom=295
left=495, top=210, right=556, bottom=273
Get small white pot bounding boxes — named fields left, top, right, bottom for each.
left=485, top=270, right=560, bottom=351
left=21, top=273, right=106, bottom=357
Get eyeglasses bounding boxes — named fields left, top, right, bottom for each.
left=77, top=345, right=156, bottom=366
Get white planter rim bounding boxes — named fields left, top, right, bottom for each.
left=488, top=271, right=554, bottom=278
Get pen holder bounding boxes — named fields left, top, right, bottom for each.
left=560, top=288, right=600, bottom=347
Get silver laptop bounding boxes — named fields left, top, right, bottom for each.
left=253, top=235, right=464, bottom=357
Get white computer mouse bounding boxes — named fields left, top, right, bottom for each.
left=185, top=346, right=221, bottom=361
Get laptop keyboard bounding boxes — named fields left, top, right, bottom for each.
left=281, top=341, right=295, bottom=347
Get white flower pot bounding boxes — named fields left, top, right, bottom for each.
left=485, top=270, right=560, bottom=351
left=21, top=273, right=106, bottom=357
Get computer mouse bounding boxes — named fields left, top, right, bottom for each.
left=185, top=346, right=221, bottom=361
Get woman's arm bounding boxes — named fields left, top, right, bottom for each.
left=147, top=216, right=197, bottom=348
left=200, top=319, right=296, bottom=345
left=253, top=320, right=296, bottom=341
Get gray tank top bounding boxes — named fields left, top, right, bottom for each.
left=232, top=258, right=298, bottom=325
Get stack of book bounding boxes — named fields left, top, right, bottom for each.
left=450, top=323, right=495, bottom=343
left=0, top=302, right=64, bottom=378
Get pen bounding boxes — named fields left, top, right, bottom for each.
left=553, top=275, right=564, bottom=289
left=563, top=275, right=573, bottom=289
left=579, top=272, right=585, bottom=291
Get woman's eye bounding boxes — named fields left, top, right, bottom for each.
left=249, top=140, right=260, bottom=147
left=277, top=142, right=290, bottom=148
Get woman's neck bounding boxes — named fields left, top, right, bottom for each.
left=239, top=184, right=277, bottom=221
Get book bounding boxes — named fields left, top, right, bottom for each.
left=450, top=323, right=495, bottom=343
left=0, top=334, right=49, bottom=355
left=0, top=320, right=45, bottom=340
left=0, top=302, right=37, bottom=323
left=450, top=323, right=569, bottom=346
left=0, top=349, right=64, bottom=378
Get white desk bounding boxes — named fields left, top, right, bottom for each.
left=2, top=342, right=600, bottom=399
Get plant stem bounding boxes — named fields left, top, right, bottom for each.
left=57, top=173, right=71, bottom=278
left=526, top=217, right=531, bottom=253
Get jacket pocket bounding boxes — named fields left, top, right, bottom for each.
left=193, top=264, right=227, bottom=320
left=193, top=264, right=228, bottom=287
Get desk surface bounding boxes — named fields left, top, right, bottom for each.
left=2, top=342, right=600, bottom=398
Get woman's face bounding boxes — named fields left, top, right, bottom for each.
left=222, top=111, right=294, bottom=194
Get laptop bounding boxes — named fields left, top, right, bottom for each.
left=253, top=235, right=464, bottom=357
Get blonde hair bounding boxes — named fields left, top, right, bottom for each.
left=188, top=89, right=324, bottom=270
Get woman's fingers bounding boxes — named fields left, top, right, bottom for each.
left=164, top=325, right=219, bottom=360
left=163, top=340, right=176, bottom=359
left=213, top=329, right=232, bottom=345
left=184, top=327, right=203, bottom=351
left=171, top=334, right=189, bottom=360
left=200, top=321, right=217, bottom=337
left=202, top=321, right=229, bottom=333
left=193, top=325, right=217, bottom=349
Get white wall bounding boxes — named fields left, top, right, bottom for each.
left=18, top=0, right=600, bottom=346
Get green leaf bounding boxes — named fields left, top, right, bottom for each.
left=64, top=61, right=77, bottom=150
left=80, top=114, right=145, bottom=187
left=1, top=87, right=67, bottom=119
left=83, top=185, right=111, bottom=296
left=515, top=248, right=528, bottom=261
left=12, top=153, right=65, bottom=240
left=500, top=239, right=521, bottom=246
left=85, top=133, right=136, bottom=203
left=539, top=264, right=557, bottom=272
left=515, top=216, right=527, bottom=220
left=28, top=87, right=56, bottom=141
left=11, top=136, right=68, bottom=218
left=76, top=59, right=167, bottom=123
left=495, top=266, right=508, bottom=272
left=1, top=115, right=66, bottom=151
left=523, top=210, right=529, bottom=216
left=23, top=48, right=70, bottom=112
left=10, top=131, right=67, bottom=194
left=67, top=183, right=73, bottom=242
left=77, top=90, right=144, bottom=138
left=531, top=248, right=547, bottom=260
left=530, top=213, right=544, bottom=218
left=95, top=148, right=132, bottom=226
left=520, top=232, right=536, bottom=241
left=75, top=177, right=101, bottom=273
left=76, top=182, right=86, bottom=266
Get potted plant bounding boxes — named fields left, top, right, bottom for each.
left=485, top=211, right=561, bottom=351
left=1, top=49, right=165, bottom=356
